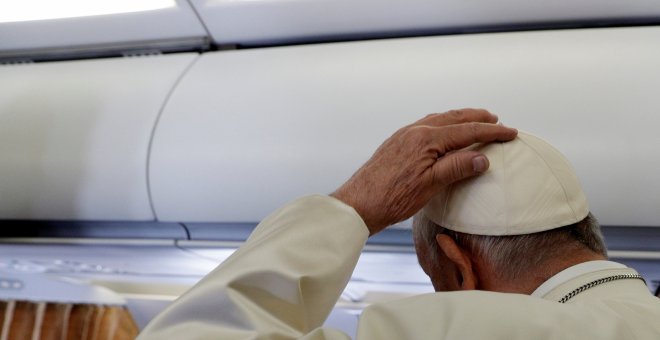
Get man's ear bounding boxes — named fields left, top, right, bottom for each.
left=435, top=234, right=477, bottom=290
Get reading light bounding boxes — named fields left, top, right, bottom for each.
left=0, top=0, right=176, bottom=23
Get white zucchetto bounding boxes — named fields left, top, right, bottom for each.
left=423, top=131, right=589, bottom=235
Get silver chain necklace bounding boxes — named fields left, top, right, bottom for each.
left=558, top=274, right=646, bottom=303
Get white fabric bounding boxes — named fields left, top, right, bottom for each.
left=138, top=196, right=660, bottom=340
left=424, top=131, right=589, bottom=235
left=531, top=260, right=627, bottom=298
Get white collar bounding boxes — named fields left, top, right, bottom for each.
left=531, top=260, right=627, bottom=298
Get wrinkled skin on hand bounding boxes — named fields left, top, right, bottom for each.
left=331, top=109, right=518, bottom=236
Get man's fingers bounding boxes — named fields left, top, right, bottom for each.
left=414, top=108, right=498, bottom=127
left=435, top=122, right=517, bottom=154
left=431, top=151, right=490, bottom=188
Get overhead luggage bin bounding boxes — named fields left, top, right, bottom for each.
left=0, top=53, right=199, bottom=221
left=189, top=0, right=660, bottom=46
left=150, top=26, right=660, bottom=226
left=0, top=0, right=207, bottom=61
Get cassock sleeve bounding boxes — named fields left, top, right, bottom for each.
left=137, top=195, right=369, bottom=340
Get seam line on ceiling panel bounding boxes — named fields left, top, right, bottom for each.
left=145, top=54, right=202, bottom=220
left=180, top=223, right=192, bottom=240
left=185, top=0, right=214, bottom=42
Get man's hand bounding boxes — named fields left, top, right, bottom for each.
left=331, top=109, right=517, bottom=236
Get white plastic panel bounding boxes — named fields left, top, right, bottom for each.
left=0, top=0, right=206, bottom=59
left=151, top=26, right=660, bottom=226
left=191, top=0, right=660, bottom=45
left=0, top=53, right=198, bottom=220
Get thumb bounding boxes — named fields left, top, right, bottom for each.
left=431, top=151, right=490, bottom=188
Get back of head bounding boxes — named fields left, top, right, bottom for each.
left=413, top=131, right=607, bottom=282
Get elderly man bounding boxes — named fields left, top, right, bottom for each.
left=138, top=109, right=660, bottom=339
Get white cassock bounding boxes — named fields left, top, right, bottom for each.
left=138, top=196, right=660, bottom=339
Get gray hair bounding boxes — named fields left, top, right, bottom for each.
left=412, top=212, right=607, bottom=282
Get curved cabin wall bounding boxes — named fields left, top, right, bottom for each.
left=0, top=53, right=198, bottom=220
left=1, top=27, right=659, bottom=227
left=150, top=26, right=660, bottom=226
